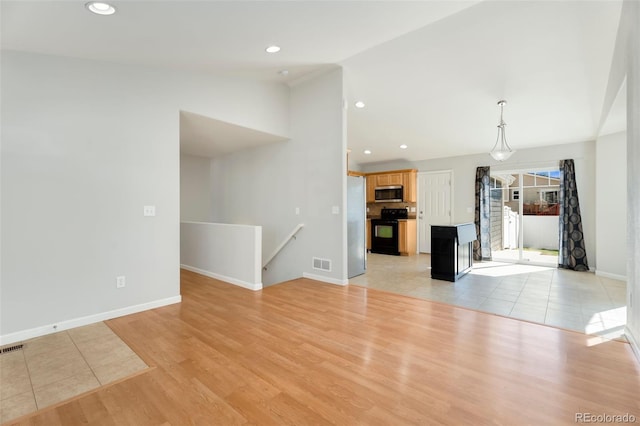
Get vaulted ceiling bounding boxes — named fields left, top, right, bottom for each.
left=1, top=1, right=624, bottom=166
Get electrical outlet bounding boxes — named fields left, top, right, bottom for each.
left=116, top=276, right=126, bottom=288
left=143, top=205, right=156, bottom=217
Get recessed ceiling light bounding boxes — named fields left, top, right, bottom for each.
left=364, top=150, right=372, bottom=155
left=278, top=69, right=289, bottom=76
left=266, top=45, right=281, bottom=53
left=400, top=144, right=408, bottom=149
left=85, top=1, right=116, bottom=15
left=355, top=101, right=365, bottom=109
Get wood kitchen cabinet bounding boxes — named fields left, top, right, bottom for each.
left=375, top=173, right=403, bottom=186
left=398, top=219, right=417, bottom=256
left=366, top=176, right=376, bottom=204
left=366, top=219, right=371, bottom=251
left=365, top=169, right=417, bottom=203
left=403, top=170, right=417, bottom=202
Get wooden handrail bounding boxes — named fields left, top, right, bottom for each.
left=262, top=224, right=304, bottom=269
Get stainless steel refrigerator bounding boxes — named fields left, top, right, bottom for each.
left=347, top=175, right=366, bottom=278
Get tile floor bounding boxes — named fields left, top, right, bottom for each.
left=0, top=322, right=148, bottom=423
left=350, top=253, right=627, bottom=339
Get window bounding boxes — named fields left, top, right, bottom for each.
left=521, top=170, right=560, bottom=216
left=540, top=190, right=558, bottom=204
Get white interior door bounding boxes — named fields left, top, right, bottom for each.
left=418, top=171, right=452, bottom=253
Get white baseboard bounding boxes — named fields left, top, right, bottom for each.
left=595, top=270, right=627, bottom=281
left=0, top=295, right=182, bottom=346
left=303, top=272, right=348, bottom=286
left=181, top=264, right=262, bottom=291
left=625, top=326, right=640, bottom=364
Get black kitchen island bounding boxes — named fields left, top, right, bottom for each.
left=431, top=223, right=477, bottom=282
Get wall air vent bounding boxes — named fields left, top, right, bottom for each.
left=1, top=344, right=24, bottom=354
left=312, top=257, right=332, bottom=272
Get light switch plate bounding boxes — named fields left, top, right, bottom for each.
left=332, top=206, right=340, bottom=214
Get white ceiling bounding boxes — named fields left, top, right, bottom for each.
left=180, top=111, right=288, bottom=158
left=1, top=1, right=625, bottom=165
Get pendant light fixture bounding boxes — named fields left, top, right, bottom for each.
left=489, top=100, right=515, bottom=161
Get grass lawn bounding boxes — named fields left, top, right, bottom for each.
left=523, top=247, right=559, bottom=256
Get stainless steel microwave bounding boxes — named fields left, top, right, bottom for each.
left=375, top=186, right=403, bottom=203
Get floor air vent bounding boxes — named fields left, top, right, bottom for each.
left=1, top=344, right=24, bottom=354
left=312, top=257, right=332, bottom=272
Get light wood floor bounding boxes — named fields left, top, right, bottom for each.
left=9, top=269, right=640, bottom=425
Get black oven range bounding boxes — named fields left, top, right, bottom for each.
left=370, top=208, right=408, bottom=256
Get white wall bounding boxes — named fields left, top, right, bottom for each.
left=619, top=0, right=640, bottom=356
left=602, top=0, right=640, bottom=357
left=0, top=51, right=289, bottom=342
left=180, top=154, right=213, bottom=222
left=180, top=222, right=262, bottom=290
left=362, top=141, right=597, bottom=268
left=595, top=131, right=627, bottom=279
left=210, top=68, right=347, bottom=286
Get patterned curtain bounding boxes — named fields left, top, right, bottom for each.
left=558, top=159, right=589, bottom=271
left=473, top=166, right=492, bottom=261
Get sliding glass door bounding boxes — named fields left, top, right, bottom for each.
left=490, top=169, right=560, bottom=266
